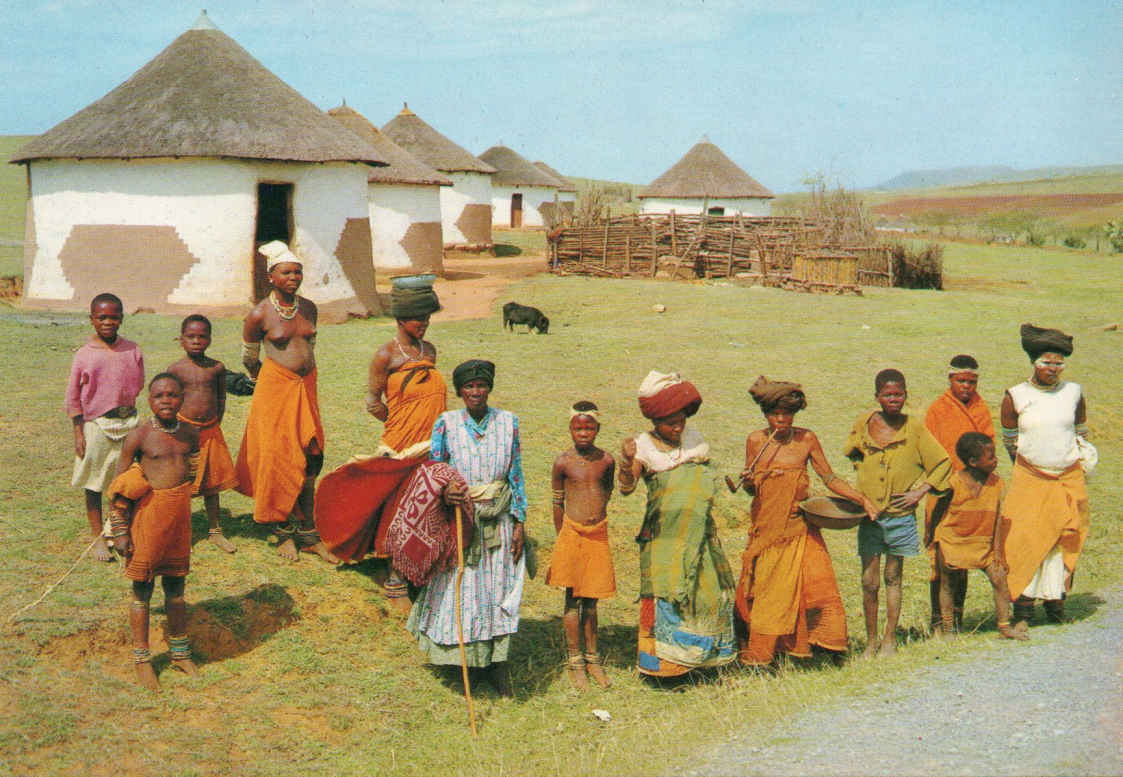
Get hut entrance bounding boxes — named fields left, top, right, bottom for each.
left=253, top=183, right=294, bottom=301
left=708, top=206, right=725, bottom=216
left=510, top=193, right=523, bottom=227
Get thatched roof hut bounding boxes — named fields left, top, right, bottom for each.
left=479, top=144, right=564, bottom=228
left=381, top=105, right=496, bottom=174
left=533, top=161, right=577, bottom=193
left=12, top=13, right=385, bottom=166
left=639, top=137, right=773, bottom=217
left=381, top=104, right=494, bottom=247
left=328, top=103, right=448, bottom=273
left=12, top=12, right=385, bottom=318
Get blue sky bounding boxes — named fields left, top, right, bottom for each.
left=3, top=0, right=1119, bottom=190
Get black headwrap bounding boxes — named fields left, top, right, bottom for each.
left=391, top=286, right=441, bottom=318
left=1020, top=323, right=1073, bottom=360
left=453, top=359, right=495, bottom=393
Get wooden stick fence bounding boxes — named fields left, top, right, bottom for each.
left=548, top=214, right=890, bottom=288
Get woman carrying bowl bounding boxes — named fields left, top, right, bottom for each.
left=734, top=377, right=878, bottom=667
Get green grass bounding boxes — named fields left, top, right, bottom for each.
left=1, top=239, right=1120, bottom=775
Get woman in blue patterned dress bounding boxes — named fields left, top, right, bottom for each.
left=406, top=359, right=526, bottom=696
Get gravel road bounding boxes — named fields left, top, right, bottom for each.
left=680, top=589, right=1122, bottom=777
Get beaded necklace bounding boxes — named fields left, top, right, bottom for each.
left=152, top=417, right=180, bottom=434
left=270, top=290, right=299, bottom=320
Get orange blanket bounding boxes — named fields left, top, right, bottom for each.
left=380, top=360, right=447, bottom=453
left=925, top=389, right=995, bottom=470
left=234, top=359, right=323, bottom=525
left=180, top=414, right=238, bottom=496
left=109, top=463, right=192, bottom=582
left=545, top=516, right=616, bottom=599
left=314, top=360, right=447, bottom=560
left=735, top=468, right=846, bottom=663
left=932, top=472, right=1002, bottom=570
left=1002, top=458, right=1088, bottom=600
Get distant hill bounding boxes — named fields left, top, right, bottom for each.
left=874, top=164, right=1123, bottom=191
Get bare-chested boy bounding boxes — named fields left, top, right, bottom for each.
left=545, top=401, right=616, bottom=690
left=169, top=314, right=238, bottom=553
left=108, top=373, right=200, bottom=690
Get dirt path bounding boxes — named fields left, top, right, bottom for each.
left=387, top=253, right=547, bottom=321
left=680, top=589, right=1123, bottom=776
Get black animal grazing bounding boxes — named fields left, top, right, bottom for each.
left=502, top=302, right=549, bottom=334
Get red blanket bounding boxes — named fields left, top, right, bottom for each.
left=386, top=462, right=474, bottom=586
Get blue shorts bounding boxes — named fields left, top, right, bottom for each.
left=858, top=512, right=919, bottom=558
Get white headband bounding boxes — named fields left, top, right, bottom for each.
left=570, top=408, right=601, bottom=423
left=1034, top=356, right=1065, bottom=369
left=947, top=367, right=979, bottom=377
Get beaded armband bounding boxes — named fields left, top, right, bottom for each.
left=551, top=489, right=565, bottom=506
left=108, top=504, right=131, bottom=537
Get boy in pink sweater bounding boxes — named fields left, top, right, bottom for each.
left=65, top=293, right=145, bottom=562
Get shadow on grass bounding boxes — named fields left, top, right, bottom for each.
left=493, top=244, right=522, bottom=257
left=192, top=510, right=280, bottom=547
left=174, top=582, right=298, bottom=666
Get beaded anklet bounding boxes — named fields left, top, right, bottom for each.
left=168, top=635, right=191, bottom=661
left=133, top=647, right=152, bottom=664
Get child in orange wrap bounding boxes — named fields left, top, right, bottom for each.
left=927, top=432, right=1028, bottom=641
left=108, top=373, right=200, bottom=690
left=546, top=401, right=616, bottom=690
left=169, top=314, right=238, bottom=553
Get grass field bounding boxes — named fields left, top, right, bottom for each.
left=1, top=239, right=1120, bottom=776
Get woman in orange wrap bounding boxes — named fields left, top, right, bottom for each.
left=235, top=241, right=337, bottom=563
left=734, top=377, right=878, bottom=666
left=314, top=278, right=445, bottom=609
left=923, top=354, right=996, bottom=631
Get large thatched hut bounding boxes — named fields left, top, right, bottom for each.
left=479, top=145, right=561, bottom=228
left=382, top=105, right=495, bottom=248
left=533, top=160, right=576, bottom=224
left=328, top=103, right=450, bottom=274
left=10, top=12, right=387, bottom=318
left=639, top=137, right=774, bottom=217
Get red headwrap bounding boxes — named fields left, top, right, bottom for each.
left=638, top=380, right=702, bottom=420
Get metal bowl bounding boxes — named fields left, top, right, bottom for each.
left=799, top=495, right=866, bottom=530
left=390, top=273, right=437, bottom=289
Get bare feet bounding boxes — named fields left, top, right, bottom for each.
left=998, top=625, right=1030, bottom=641
left=861, top=641, right=880, bottom=658
left=387, top=596, right=413, bottom=616
left=92, top=535, right=114, bottom=563
left=301, top=541, right=340, bottom=565
left=135, top=662, right=160, bottom=690
left=171, top=657, right=199, bottom=675
left=878, top=639, right=897, bottom=656
left=584, top=653, right=611, bottom=689
left=276, top=537, right=299, bottom=561
left=208, top=530, right=237, bottom=553
left=566, top=654, right=589, bottom=692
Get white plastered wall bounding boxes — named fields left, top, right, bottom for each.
left=639, top=197, right=773, bottom=217
left=369, top=182, right=443, bottom=269
left=24, top=158, right=370, bottom=306
left=490, top=184, right=557, bottom=227
left=439, top=171, right=492, bottom=244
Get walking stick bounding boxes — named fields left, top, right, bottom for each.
left=725, top=429, right=779, bottom=493
left=454, top=503, right=478, bottom=737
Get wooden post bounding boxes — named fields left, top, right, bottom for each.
left=670, top=211, right=677, bottom=257
left=650, top=224, right=659, bottom=277
left=624, top=235, right=632, bottom=274
left=726, top=229, right=735, bottom=277
left=578, top=226, right=584, bottom=263
left=602, top=221, right=610, bottom=268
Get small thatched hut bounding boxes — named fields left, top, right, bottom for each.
left=10, top=12, right=387, bottom=318
left=479, top=145, right=561, bottom=228
left=639, top=137, right=774, bottom=217
left=382, top=105, right=495, bottom=248
left=328, top=103, right=450, bottom=274
left=533, top=160, right=576, bottom=224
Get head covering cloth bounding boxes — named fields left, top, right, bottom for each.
left=748, top=375, right=807, bottom=414
left=1020, top=323, right=1073, bottom=361
left=391, top=286, right=441, bottom=318
left=637, top=370, right=702, bottom=420
left=258, top=240, right=301, bottom=271
left=453, top=359, right=495, bottom=393
left=948, top=354, right=979, bottom=377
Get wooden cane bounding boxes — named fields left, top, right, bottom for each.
left=454, top=504, right=478, bottom=737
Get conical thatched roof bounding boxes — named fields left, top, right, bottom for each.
left=533, top=161, right=576, bottom=192
left=479, top=145, right=559, bottom=188
left=11, top=12, right=386, bottom=165
left=639, top=138, right=773, bottom=199
left=381, top=105, right=495, bottom=174
left=327, top=104, right=451, bottom=186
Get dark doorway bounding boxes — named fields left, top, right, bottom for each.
left=708, top=206, right=725, bottom=216
left=510, top=193, right=523, bottom=228
left=253, top=183, right=293, bottom=301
